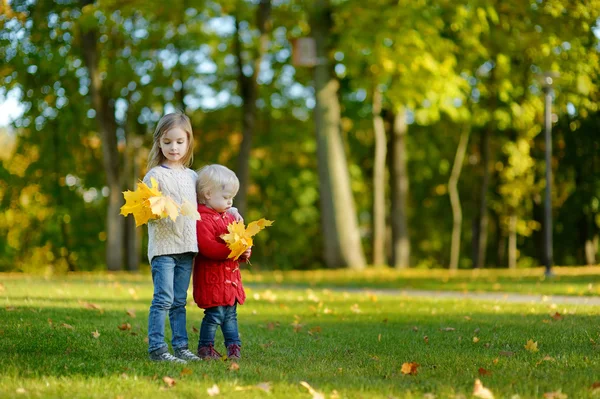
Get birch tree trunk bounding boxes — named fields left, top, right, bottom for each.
left=372, top=86, right=387, bottom=266
left=448, top=127, right=470, bottom=270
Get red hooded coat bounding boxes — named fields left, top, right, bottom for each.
left=193, top=204, right=246, bottom=309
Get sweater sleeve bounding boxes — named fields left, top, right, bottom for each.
left=196, top=218, right=232, bottom=261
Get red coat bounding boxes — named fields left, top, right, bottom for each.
left=193, top=204, right=246, bottom=309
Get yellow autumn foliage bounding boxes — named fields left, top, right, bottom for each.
left=221, top=218, right=274, bottom=261
left=120, top=178, right=200, bottom=226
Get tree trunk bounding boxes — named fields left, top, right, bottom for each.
left=448, top=127, right=470, bottom=270
left=473, top=127, right=490, bottom=268
left=234, top=0, right=271, bottom=217
left=372, top=86, right=387, bottom=266
left=585, top=234, right=598, bottom=265
left=508, top=212, right=517, bottom=269
left=389, top=108, right=410, bottom=268
left=80, top=0, right=124, bottom=271
left=312, top=0, right=366, bottom=269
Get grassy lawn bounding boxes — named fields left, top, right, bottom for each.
left=245, top=266, right=600, bottom=297
left=1, top=273, right=600, bottom=398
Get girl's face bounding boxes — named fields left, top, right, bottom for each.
left=159, top=127, right=189, bottom=167
left=206, top=184, right=237, bottom=213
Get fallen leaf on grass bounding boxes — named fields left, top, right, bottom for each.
left=6, top=306, right=15, bottom=311
left=180, top=368, right=193, bottom=376
left=192, top=326, right=199, bottom=333
left=128, top=288, right=138, bottom=299
left=308, top=326, right=322, bottom=335
left=473, top=379, right=494, bottom=399
left=92, top=330, right=100, bottom=339
left=525, top=339, right=539, bottom=353
left=256, top=382, right=272, bottom=393
left=126, top=309, right=136, bottom=318
left=478, top=368, right=492, bottom=376
left=499, top=351, right=514, bottom=357
left=118, top=323, right=132, bottom=331
left=543, top=391, right=567, bottom=399
left=260, top=341, right=274, bottom=349
left=473, top=337, right=480, bottom=343
left=207, top=384, right=220, bottom=396
left=234, top=382, right=272, bottom=393
left=300, top=381, right=325, bottom=399
left=424, top=336, right=429, bottom=344
left=79, top=301, right=103, bottom=313
left=551, top=312, right=563, bottom=321
left=229, top=362, right=240, bottom=371
left=400, top=362, right=419, bottom=375
left=61, top=323, right=74, bottom=330
left=440, top=327, right=455, bottom=332
left=592, top=381, right=600, bottom=391
left=48, top=318, right=53, bottom=327
left=162, top=376, right=176, bottom=387
left=536, top=356, right=555, bottom=366
left=412, top=326, right=419, bottom=332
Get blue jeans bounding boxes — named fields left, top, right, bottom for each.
left=148, top=252, right=194, bottom=355
left=199, top=303, right=241, bottom=348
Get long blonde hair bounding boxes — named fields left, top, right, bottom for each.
left=147, top=112, right=194, bottom=169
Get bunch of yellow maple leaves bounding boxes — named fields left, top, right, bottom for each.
left=119, top=178, right=200, bottom=226
left=221, top=218, right=274, bottom=261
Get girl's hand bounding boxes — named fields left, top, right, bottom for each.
left=228, top=207, right=244, bottom=222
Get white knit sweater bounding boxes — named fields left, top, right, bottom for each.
left=143, top=166, right=199, bottom=262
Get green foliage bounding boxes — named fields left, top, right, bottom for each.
left=1, top=0, right=599, bottom=270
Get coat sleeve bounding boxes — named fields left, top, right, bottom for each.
left=196, top=218, right=232, bottom=260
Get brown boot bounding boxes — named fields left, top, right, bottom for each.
left=227, top=344, right=241, bottom=360
left=197, top=344, right=222, bottom=360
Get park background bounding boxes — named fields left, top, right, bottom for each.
left=2, top=2, right=600, bottom=399
left=1, top=0, right=599, bottom=274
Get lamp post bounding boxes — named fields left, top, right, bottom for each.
left=541, top=72, right=558, bottom=277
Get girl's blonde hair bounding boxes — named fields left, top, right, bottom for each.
left=147, top=111, right=194, bottom=169
left=196, top=164, right=240, bottom=204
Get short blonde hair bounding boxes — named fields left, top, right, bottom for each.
left=147, top=111, right=194, bottom=169
left=196, top=164, right=240, bottom=204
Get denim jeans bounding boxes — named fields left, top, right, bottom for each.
left=199, top=303, right=241, bottom=348
left=148, top=252, right=194, bottom=355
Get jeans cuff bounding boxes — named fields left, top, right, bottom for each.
left=148, top=345, right=168, bottom=356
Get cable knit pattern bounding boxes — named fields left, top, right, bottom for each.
left=143, top=166, right=199, bottom=262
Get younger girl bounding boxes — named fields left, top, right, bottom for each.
left=143, top=112, right=201, bottom=363
left=193, top=164, right=251, bottom=360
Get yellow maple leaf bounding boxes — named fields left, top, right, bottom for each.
left=221, top=218, right=274, bottom=261
left=180, top=199, right=201, bottom=221
left=524, top=339, right=539, bottom=353
left=400, top=362, right=420, bottom=375
left=148, top=196, right=180, bottom=222
left=120, top=178, right=163, bottom=226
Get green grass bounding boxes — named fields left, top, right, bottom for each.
left=245, top=266, right=600, bottom=297
left=1, top=273, right=600, bottom=398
